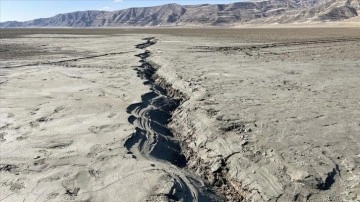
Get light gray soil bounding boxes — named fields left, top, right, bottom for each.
left=0, top=28, right=359, bottom=201
left=149, top=29, right=360, bottom=201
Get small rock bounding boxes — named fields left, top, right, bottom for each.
left=240, top=140, right=248, bottom=146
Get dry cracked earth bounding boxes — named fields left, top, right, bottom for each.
left=0, top=28, right=359, bottom=202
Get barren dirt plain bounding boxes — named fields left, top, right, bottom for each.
left=0, top=27, right=359, bottom=202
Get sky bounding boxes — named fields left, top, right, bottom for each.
left=0, top=0, right=244, bottom=22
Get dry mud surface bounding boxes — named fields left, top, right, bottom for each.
left=0, top=28, right=359, bottom=201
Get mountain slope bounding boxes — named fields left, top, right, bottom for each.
left=0, top=0, right=359, bottom=28
left=254, top=0, right=360, bottom=23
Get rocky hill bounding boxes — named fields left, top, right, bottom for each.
left=0, top=0, right=359, bottom=27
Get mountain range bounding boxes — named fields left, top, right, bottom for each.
left=1, top=0, right=359, bottom=28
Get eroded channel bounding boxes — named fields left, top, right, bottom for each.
left=124, top=37, right=186, bottom=167
left=123, top=37, right=222, bottom=201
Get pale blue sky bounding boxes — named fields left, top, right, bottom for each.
left=0, top=0, right=244, bottom=22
